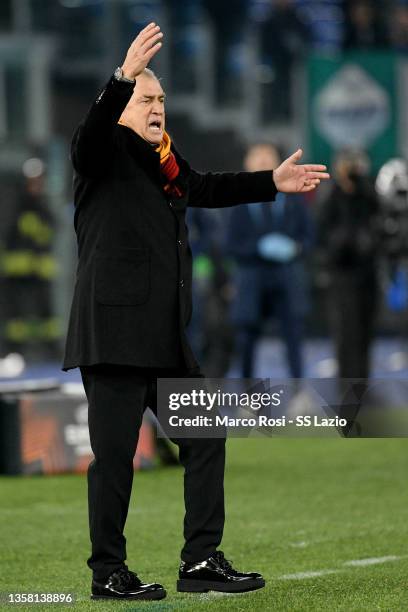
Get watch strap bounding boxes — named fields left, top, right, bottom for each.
left=114, top=67, right=136, bottom=84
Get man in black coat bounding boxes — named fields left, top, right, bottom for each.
left=63, top=22, right=330, bottom=601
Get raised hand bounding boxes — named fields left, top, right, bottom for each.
left=273, top=149, right=330, bottom=194
left=121, top=23, right=164, bottom=80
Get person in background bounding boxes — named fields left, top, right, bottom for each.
left=164, top=0, right=202, bottom=93
left=185, top=207, right=216, bottom=361
left=259, top=0, right=309, bottom=120
left=317, top=149, right=380, bottom=380
left=0, top=158, right=59, bottom=362
left=186, top=207, right=234, bottom=376
left=343, top=0, right=389, bottom=50
left=225, top=143, right=315, bottom=378
left=202, top=0, right=249, bottom=105
left=390, top=2, right=408, bottom=53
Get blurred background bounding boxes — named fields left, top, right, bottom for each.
left=0, top=0, right=408, bottom=387
left=1, top=6, right=408, bottom=602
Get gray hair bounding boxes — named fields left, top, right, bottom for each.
left=142, top=67, right=160, bottom=81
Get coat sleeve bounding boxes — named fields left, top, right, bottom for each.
left=71, top=76, right=135, bottom=177
left=187, top=167, right=278, bottom=208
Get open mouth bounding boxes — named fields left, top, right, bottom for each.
left=148, top=119, right=162, bottom=133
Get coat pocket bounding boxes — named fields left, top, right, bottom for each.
left=95, top=247, right=150, bottom=306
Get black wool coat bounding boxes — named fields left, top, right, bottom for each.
left=62, top=76, right=277, bottom=371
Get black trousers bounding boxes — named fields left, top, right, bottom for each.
left=328, top=272, right=377, bottom=380
left=80, top=364, right=226, bottom=581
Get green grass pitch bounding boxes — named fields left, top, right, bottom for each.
left=1, top=438, right=408, bottom=611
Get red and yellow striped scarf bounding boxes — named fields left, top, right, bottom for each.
left=155, top=131, right=183, bottom=198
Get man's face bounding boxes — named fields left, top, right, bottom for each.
left=122, top=73, right=166, bottom=145
left=244, top=145, right=280, bottom=172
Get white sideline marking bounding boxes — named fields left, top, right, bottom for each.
left=199, top=591, right=252, bottom=599
left=280, top=569, right=339, bottom=580
left=289, top=541, right=309, bottom=548
left=344, top=556, right=401, bottom=567
left=279, top=555, right=404, bottom=580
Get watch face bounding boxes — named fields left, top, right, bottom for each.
left=114, top=67, right=135, bottom=83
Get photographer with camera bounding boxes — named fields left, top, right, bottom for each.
left=318, top=149, right=380, bottom=380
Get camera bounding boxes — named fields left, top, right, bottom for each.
left=376, top=158, right=408, bottom=258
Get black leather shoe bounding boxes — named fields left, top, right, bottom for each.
left=177, top=550, right=265, bottom=593
left=91, top=567, right=166, bottom=600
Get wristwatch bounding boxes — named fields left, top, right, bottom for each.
left=114, top=67, right=136, bottom=84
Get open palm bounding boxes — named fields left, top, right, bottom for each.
left=274, top=149, right=330, bottom=193
left=121, top=22, right=163, bottom=79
